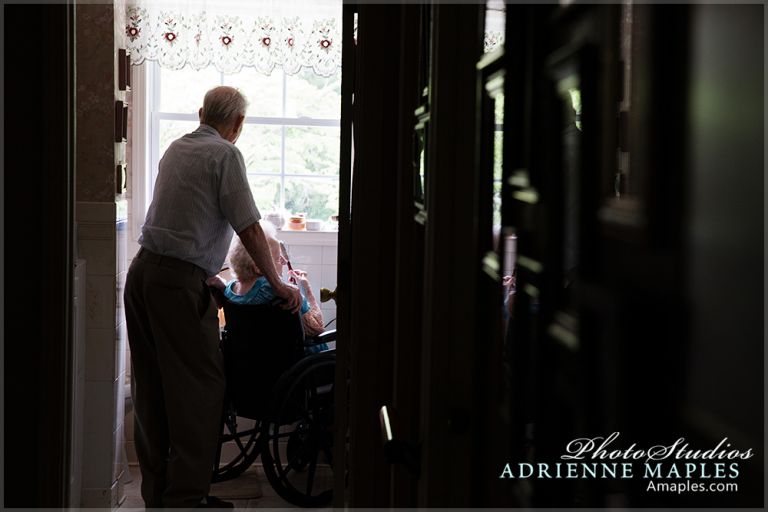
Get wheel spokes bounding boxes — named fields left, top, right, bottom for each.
left=262, top=358, right=336, bottom=505
left=305, top=442, right=320, bottom=495
left=213, top=417, right=260, bottom=481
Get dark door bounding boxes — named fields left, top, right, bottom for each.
left=496, top=3, right=763, bottom=508
left=341, top=3, right=486, bottom=507
left=4, top=2, right=77, bottom=506
left=336, top=4, right=420, bottom=507
left=339, top=3, right=763, bottom=508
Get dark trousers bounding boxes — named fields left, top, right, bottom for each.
left=124, top=249, right=225, bottom=508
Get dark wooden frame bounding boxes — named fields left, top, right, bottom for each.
left=416, top=4, right=484, bottom=506
left=412, top=114, right=429, bottom=221
left=118, top=48, right=131, bottom=91
left=389, top=4, right=425, bottom=506
left=114, top=100, right=125, bottom=142
left=4, top=3, right=76, bottom=506
left=412, top=4, right=432, bottom=224
left=122, top=104, right=129, bottom=142
left=332, top=3, right=356, bottom=507
left=343, top=4, right=403, bottom=507
left=116, top=164, right=126, bottom=195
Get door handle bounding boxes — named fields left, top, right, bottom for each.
left=320, top=287, right=337, bottom=304
left=379, top=405, right=420, bottom=476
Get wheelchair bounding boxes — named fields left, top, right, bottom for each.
left=209, top=292, right=337, bottom=507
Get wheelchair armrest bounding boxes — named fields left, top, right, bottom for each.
left=310, top=329, right=337, bottom=344
left=303, top=329, right=337, bottom=355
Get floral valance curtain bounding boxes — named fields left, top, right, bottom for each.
left=126, top=0, right=342, bottom=76
left=126, top=0, right=504, bottom=76
left=484, top=0, right=505, bottom=54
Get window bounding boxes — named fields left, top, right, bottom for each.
left=148, top=62, right=341, bottom=223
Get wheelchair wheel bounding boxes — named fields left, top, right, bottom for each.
left=212, top=401, right=263, bottom=483
left=262, top=354, right=335, bottom=507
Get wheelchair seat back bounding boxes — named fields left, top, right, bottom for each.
left=220, top=299, right=305, bottom=420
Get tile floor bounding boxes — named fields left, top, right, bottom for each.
left=119, top=463, right=330, bottom=510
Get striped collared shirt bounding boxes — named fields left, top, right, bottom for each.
left=139, top=124, right=260, bottom=276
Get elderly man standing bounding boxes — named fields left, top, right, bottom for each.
left=124, top=86, right=301, bottom=509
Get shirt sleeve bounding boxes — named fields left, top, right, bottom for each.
left=257, top=280, right=310, bottom=314
left=224, top=279, right=275, bottom=305
left=252, top=280, right=277, bottom=304
left=219, top=146, right=261, bottom=233
left=300, top=293, right=310, bottom=315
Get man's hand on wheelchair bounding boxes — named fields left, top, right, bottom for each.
left=205, top=275, right=228, bottom=309
left=273, top=281, right=302, bottom=314
left=206, top=275, right=227, bottom=291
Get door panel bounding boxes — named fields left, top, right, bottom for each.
left=416, top=4, right=484, bottom=506
left=498, top=4, right=763, bottom=508
left=390, top=3, right=427, bottom=507
left=342, top=4, right=762, bottom=508
left=332, top=4, right=355, bottom=507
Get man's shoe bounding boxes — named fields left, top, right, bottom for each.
left=197, top=495, right=234, bottom=508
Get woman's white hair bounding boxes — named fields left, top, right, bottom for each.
left=200, top=86, right=248, bottom=127
left=228, top=220, right=278, bottom=282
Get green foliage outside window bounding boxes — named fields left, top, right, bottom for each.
left=284, top=179, right=339, bottom=222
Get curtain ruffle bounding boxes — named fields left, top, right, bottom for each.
left=126, top=4, right=342, bottom=76
left=126, top=1, right=504, bottom=75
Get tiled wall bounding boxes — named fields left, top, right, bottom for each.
left=70, top=260, right=87, bottom=508
left=74, top=1, right=129, bottom=507
left=76, top=203, right=128, bottom=508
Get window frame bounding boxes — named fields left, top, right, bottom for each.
left=147, top=61, right=341, bottom=218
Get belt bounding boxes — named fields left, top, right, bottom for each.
left=137, top=247, right=207, bottom=278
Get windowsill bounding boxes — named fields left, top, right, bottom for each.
left=277, top=229, right=338, bottom=246
left=127, top=228, right=338, bottom=263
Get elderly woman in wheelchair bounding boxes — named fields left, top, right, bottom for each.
left=208, top=220, right=326, bottom=335
left=207, top=220, right=337, bottom=507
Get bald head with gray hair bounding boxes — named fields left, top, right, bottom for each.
left=199, top=86, right=248, bottom=142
